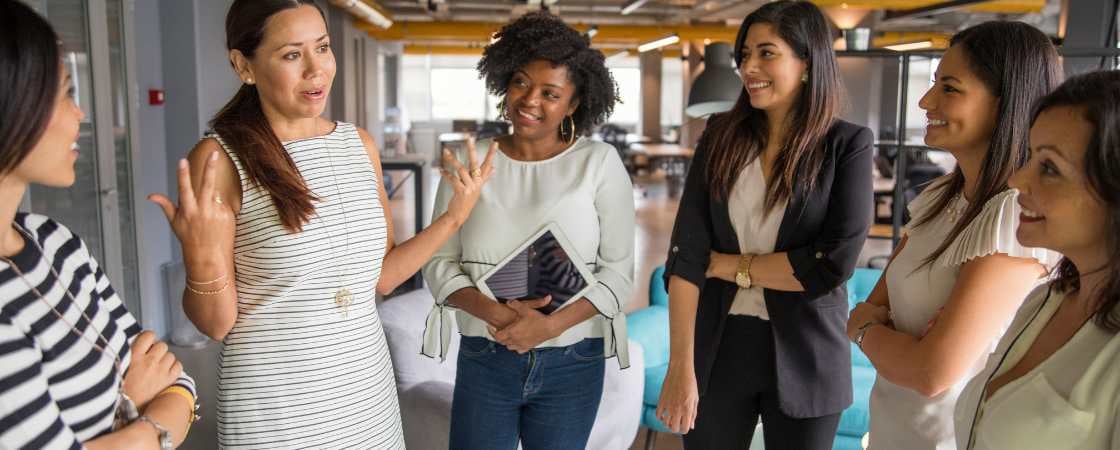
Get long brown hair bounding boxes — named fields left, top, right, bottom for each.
left=0, top=0, right=60, bottom=174
left=911, top=22, right=1061, bottom=267
left=1032, top=71, right=1120, bottom=333
left=704, top=1, right=842, bottom=211
left=211, top=0, right=324, bottom=232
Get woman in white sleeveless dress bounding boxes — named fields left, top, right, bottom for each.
left=846, top=22, right=1060, bottom=450
left=148, top=1, right=495, bottom=448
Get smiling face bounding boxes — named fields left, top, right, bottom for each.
left=918, top=44, right=1000, bottom=157
left=8, top=66, right=85, bottom=188
left=1010, top=105, right=1107, bottom=264
left=504, top=59, right=580, bottom=142
left=232, top=4, right=335, bottom=120
left=739, top=23, right=808, bottom=116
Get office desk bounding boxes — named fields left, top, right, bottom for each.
left=631, top=143, right=695, bottom=196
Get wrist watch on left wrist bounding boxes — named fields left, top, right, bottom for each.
left=136, top=415, right=172, bottom=450
left=855, top=321, right=878, bottom=350
left=735, top=254, right=755, bottom=288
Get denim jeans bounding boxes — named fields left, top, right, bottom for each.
left=449, top=336, right=606, bottom=450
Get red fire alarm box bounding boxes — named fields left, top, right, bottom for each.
left=148, top=89, right=165, bottom=106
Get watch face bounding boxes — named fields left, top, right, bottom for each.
left=735, top=272, right=748, bottom=288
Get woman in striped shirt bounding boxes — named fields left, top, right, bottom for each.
left=0, top=1, right=199, bottom=449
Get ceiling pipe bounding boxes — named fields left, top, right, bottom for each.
left=882, top=0, right=993, bottom=21
left=329, top=0, right=394, bottom=28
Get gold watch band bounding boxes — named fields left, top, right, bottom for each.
left=735, top=254, right=755, bottom=289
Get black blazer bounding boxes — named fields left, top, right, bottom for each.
left=664, top=119, right=874, bottom=419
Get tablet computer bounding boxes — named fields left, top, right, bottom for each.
left=475, top=223, right=596, bottom=315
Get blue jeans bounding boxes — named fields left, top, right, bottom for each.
left=449, top=336, right=606, bottom=450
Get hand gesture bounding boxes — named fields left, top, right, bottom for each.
left=147, top=152, right=234, bottom=268
left=122, top=331, right=182, bottom=409
left=656, top=363, right=700, bottom=434
left=441, top=138, right=497, bottom=226
left=487, top=296, right=553, bottom=353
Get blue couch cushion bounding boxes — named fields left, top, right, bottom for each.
left=649, top=266, right=669, bottom=307
left=643, top=363, right=668, bottom=406
left=627, top=306, right=670, bottom=368
left=833, top=434, right=864, bottom=450
left=641, top=406, right=673, bottom=433
left=837, top=365, right=876, bottom=438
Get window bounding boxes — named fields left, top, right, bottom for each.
left=431, top=68, right=487, bottom=120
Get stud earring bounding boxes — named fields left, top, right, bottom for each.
left=801, top=72, right=808, bottom=83
left=246, top=78, right=254, bottom=85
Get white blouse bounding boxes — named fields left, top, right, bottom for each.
left=868, top=177, right=1058, bottom=450
left=421, top=137, right=636, bottom=368
left=955, top=286, right=1120, bottom=450
left=727, top=158, right=787, bottom=319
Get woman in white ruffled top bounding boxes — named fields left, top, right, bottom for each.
left=846, top=22, right=1062, bottom=450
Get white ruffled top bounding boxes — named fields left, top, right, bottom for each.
left=867, top=176, right=1060, bottom=450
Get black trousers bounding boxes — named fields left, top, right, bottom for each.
left=683, top=315, right=842, bottom=450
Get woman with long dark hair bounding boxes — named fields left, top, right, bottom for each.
left=954, top=69, right=1120, bottom=450
left=655, top=2, right=874, bottom=448
left=421, top=12, right=632, bottom=450
left=147, top=1, right=493, bottom=447
left=846, top=21, right=1061, bottom=450
left=0, top=1, right=198, bottom=448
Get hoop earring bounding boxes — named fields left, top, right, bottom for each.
left=498, top=99, right=508, bottom=121
left=561, top=115, right=576, bottom=145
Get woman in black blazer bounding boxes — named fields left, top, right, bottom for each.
left=655, top=2, right=873, bottom=448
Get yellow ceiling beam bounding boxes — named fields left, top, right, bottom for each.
left=873, top=31, right=951, bottom=49
left=360, top=21, right=738, bottom=47
left=811, top=0, right=1044, bottom=14
left=404, top=44, right=683, bottom=59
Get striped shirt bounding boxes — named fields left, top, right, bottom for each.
left=0, top=213, right=196, bottom=449
left=212, top=121, right=404, bottom=449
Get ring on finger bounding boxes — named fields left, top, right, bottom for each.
left=470, top=168, right=482, bottom=178
left=214, top=195, right=224, bottom=205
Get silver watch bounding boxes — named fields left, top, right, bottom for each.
left=137, top=415, right=173, bottom=450
left=855, top=321, right=878, bottom=350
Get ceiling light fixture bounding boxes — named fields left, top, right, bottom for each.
left=638, top=34, right=680, bottom=53
left=621, top=0, right=651, bottom=15
left=884, top=40, right=934, bottom=51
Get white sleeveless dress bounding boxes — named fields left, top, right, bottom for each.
left=867, top=177, right=1057, bottom=450
left=210, top=122, right=404, bottom=449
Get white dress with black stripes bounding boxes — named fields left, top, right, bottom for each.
left=211, top=122, right=403, bottom=449
left=0, top=213, right=197, bottom=449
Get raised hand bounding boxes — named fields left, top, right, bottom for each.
left=122, top=331, right=182, bottom=409
left=441, top=138, right=498, bottom=225
left=147, top=152, right=234, bottom=277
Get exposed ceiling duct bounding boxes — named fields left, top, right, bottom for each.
left=329, top=0, right=394, bottom=28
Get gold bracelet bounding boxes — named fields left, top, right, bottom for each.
left=185, top=279, right=229, bottom=295
left=186, top=272, right=227, bottom=286
left=157, top=386, right=199, bottom=435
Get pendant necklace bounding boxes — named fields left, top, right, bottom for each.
left=320, top=122, right=355, bottom=318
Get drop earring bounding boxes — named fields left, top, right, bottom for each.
left=801, top=72, right=808, bottom=83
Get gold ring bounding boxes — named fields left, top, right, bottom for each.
left=214, top=195, right=224, bottom=205
left=470, top=168, right=482, bottom=178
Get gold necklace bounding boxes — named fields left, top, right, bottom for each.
left=1, top=223, right=138, bottom=429
left=317, top=122, right=354, bottom=318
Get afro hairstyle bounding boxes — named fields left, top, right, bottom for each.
left=477, top=11, right=619, bottom=136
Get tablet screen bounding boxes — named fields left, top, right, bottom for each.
left=480, top=230, right=590, bottom=315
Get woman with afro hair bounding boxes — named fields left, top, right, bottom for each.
left=421, top=11, right=635, bottom=450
